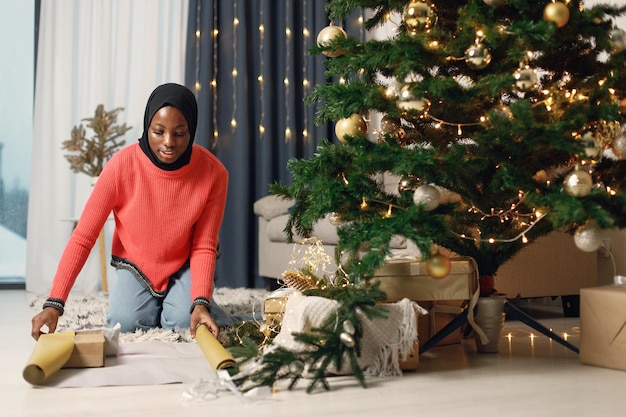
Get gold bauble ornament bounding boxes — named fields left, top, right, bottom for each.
left=612, top=129, right=626, bottom=160
left=533, top=169, right=548, bottom=183
left=609, top=29, right=626, bottom=53
left=397, top=84, right=431, bottom=116
left=379, top=115, right=402, bottom=139
left=329, top=212, right=342, bottom=226
left=563, top=166, right=593, bottom=197
left=413, top=184, right=440, bottom=211
left=464, top=43, right=492, bottom=70
left=335, top=114, right=368, bottom=143
left=513, top=67, right=538, bottom=92
left=578, top=130, right=601, bottom=161
left=543, top=2, right=570, bottom=29
left=316, top=24, right=347, bottom=57
left=398, top=174, right=421, bottom=194
left=403, top=0, right=437, bottom=35
left=426, top=253, right=452, bottom=279
left=574, top=223, right=602, bottom=252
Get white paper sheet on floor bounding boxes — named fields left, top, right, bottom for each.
left=36, top=341, right=215, bottom=388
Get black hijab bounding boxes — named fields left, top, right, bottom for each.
left=138, top=83, right=198, bottom=171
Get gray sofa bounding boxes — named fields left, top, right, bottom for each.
left=254, top=193, right=597, bottom=300
left=254, top=194, right=411, bottom=280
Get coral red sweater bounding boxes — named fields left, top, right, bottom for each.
left=48, top=143, right=228, bottom=303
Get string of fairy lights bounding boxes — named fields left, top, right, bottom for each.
left=211, top=1, right=219, bottom=146
left=284, top=1, right=292, bottom=142
left=230, top=1, right=238, bottom=132
left=258, top=1, right=266, bottom=137
left=194, top=0, right=332, bottom=144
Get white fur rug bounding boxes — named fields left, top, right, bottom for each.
left=29, top=287, right=269, bottom=343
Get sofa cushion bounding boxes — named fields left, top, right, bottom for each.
left=253, top=195, right=295, bottom=221
left=267, top=214, right=340, bottom=245
left=266, top=213, right=409, bottom=250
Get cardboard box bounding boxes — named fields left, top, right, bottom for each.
left=418, top=300, right=465, bottom=347
left=63, top=331, right=105, bottom=368
left=372, top=258, right=477, bottom=302
left=580, top=285, right=626, bottom=371
left=399, top=340, right=420, bottom=371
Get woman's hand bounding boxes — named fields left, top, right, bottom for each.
left=190, top=304, right=219, bottom=338
left=31, top=307, right=61, bottom=340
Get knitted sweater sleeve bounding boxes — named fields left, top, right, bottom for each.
left=47, top=158, right=119, bottom=302
left=189, top=156, right=229, bottom=301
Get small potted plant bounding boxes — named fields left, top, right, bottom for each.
left=62, top=105, right=131, bottom=177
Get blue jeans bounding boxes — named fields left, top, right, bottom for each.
left=106, top=265, right=241, bottom=332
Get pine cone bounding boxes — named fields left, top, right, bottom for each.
left=281, top=270, right=317, bottom=292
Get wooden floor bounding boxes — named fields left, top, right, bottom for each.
left=3, top=289, right=625, bottom=417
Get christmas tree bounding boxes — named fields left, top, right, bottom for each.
left=272, top=0, right=626, bottom=289
left=229, top=0, right=626, bottom=393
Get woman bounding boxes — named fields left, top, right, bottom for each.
left=31, top=83, right=232, bottom=340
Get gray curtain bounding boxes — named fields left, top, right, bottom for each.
left=185, top=0, right=334, bottom=288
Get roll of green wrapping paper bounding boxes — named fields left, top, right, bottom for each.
left=23, top=332, right=75, bottom=385
left=195, top=325, right=236, bottom=370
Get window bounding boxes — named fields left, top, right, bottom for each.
left=0, top=1, right=34, bottom=288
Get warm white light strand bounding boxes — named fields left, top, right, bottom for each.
left=302, top=0, right=309, bottom=142
left=455, top=211, right=549, bottom=244
left=258, top=0, right=266, bottom=138
left=284, top=0, right=292, bottom=142
left=211, top=0, right=219, bottom=147
left=231, top=0, right=239, bottom=132
left=194, top=1, right=201, bottom=94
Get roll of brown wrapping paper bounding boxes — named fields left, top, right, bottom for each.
left=195, top=325, right=236, bottom=370
left=23, top=332, right=75, bottom=385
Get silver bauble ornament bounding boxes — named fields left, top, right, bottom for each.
left=398, top=174, right=421, bottom=194
left=543, top=2, right=570, bottom=28
left=413, top=184, right=440, bottom=211
left=563, top=166, right=593, bottom=197
left=612, top=129, right=626, bottom=159
left=403, top=0, right=437, bottom=35
left=316, top=24, right=347, bottom=57
left=574, top=223, right=602, bottom=252
left=513, top=67, right=538, bottom=92
left=335, top=114, right=368, bottom=143
left=464, top=43, right=492, bottom=70
left=340, top=332, right=356, bottom=348
left=397, top=84, right=431, bottom=115
left=609, top=29, right=626, bottom=53
left=288, top=360, right=305, bottom=375
left=342, top=320, right=356, bottom=335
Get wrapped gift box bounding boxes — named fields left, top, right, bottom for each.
left=580, top=285, right=626, bottom=371
left=263, top=288, right=293, bottom=327
left=372, top=258, right=477, bottom=302
left=63, top=331, right=105, bottom=368
left=372, top=258, right=477, bottom=347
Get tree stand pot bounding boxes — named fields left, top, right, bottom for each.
left=474, top=294, right=507, bottom=353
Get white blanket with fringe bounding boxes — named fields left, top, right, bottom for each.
left=273, top=293, right=425, bottom=377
